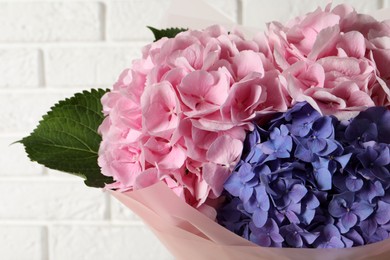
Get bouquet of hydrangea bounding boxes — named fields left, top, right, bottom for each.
left=20, top=3, right=390, bottom=260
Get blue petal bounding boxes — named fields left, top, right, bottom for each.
left=341, top=235, right=353, bottom=248
left=374, top=146, right=390, bottom=166
left=251, top=233, right=271, bottom=247
left=328, top=237, right=345, bottom=248
left=360, top=218, right=378, bottom=237
left=314, top=168, right=332, bottom=190
left=295, top=144, right=315, bottom=162
left=313, top=116, right=334, bottom=138
left=224, top=174, right=242, bottom=196
left=289, top=184, right=307, bottom=204
left=329, top=197, right=347, bottom=218
left=308, top=138, right=327, bottom=153
left=345, top=175, right=363, bottom=192
left=285, top=233, right=302, bottom=247
left=270, top=232, right=285, bottom=243
left=238, top=162, right=255, bottom=182
left=240, top=186, right=254, bottom=203
left=301, top=231, right=320, bottom=245
left=344, top=229, right=364, bottom=246
left=341, top=212, right=357, bottom=231
left=255, top=185, right=270, bottom=211
left=376, top=201, right=390, bottom=225
left=253, top=209, right=268, bottom=228
left=335, top=153, right=352, bottom=169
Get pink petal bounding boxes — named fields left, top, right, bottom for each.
left=232, top=50, right=264, bottom=80
left=308, top=25, right=340, bottom=60
left=206, top=135, right=243, bottom=165
left=178, top=70, right=229, bottom=116
left=134, top=168, right=159, bottom=189
left=337, top=31, right=366, bottom=58
left=141, top=81, right=180, bottom=135
left=202, top=162, right=231, bottom=197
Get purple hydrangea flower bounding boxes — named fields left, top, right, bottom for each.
left=224, top=162, right=257, bottom=203
left=313, top=224, right=345, bottom=248
left=249, top=219, right=284, bottom=247
left=280, top=223, right=319, bottom=247
left=243, top=185, right=270, bottom=228
left=260, top=125, right=292, bottom=162
left=344, top=107, right=390, bottom=144
left=217, top=103, right=390, bottom=248
left=329, top=192, right=373, bottom=232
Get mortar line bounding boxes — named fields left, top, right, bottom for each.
left=237, top=0, right=243, bottom=25
left=100, top=2, right=107, bottom=41
left=38, top=49, right=46, bottom=88
left=42, top=225, right=50, bottom=260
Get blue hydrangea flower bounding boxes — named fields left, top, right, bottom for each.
left=217, top=103, right=390, bottom=248
left=328, top=192, right=374, bottom=233
left=280, top=223, right=319, bottom=248
left=249, top=219, right=284, bottom=247
left=313, top=224, right=345, bottom=248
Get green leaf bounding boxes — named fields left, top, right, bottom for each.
left=147, top=26, right=187, bottom=41
left=19, top=89, right=113, bottom=188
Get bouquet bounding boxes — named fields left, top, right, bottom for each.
left=20, top=3, right=390, bottom=259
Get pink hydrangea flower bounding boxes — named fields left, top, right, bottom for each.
left=99, top=25, right=289, bottom=208
left=267, top=4, right=390, bottom=119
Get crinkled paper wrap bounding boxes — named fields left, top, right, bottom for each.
left=112, top=182, right=390, bottom=260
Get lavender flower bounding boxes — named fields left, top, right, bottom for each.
left=313, top=224, right=345, bottom=248
left=249, top=219, right=284, bottom=247
left=217, top=103, right=390, bottom=248
left=328, top=192, right=373, bottom=232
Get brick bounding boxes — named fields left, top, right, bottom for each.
left=0, top=136, right=43, bottom=176
left=242, top=0, right=381, bottom=30
left=45, top=45, right=145, bottom=87
left=0, top=225, right=45, bottom=260
left=0, top=180, right=107, bottom=220
left=0, top=49, right=41, bottom=88
left=0, top=91, right=72, bottom=134
left=50, top=225, right=173, bottom=260
left=108, top=0, right=171, bottom=41
left=0, top=2, right=102, bottom=42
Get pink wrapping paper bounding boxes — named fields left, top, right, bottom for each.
left=112, top=182, right=390, bottom=260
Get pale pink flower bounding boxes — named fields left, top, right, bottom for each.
left=99, top=25, right=286, bottom=208
left=266, top=4, right=390, bottom=118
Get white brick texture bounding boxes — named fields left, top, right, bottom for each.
left=46, top=45, right=145, bottom=87
left=0, top=226, right=46, bottom=260
left=0, top=180, right=107, bottom=220
left=50, top=225, right=172, bottom=260
left=0, top=136, right=43, bottom=176
left=0, top=91, right=74, bottom=134
left=0, top=49, right=41, bottom=88
left=0, top=2, right=103, bottom=42
left=0, top=0, right=385, bottom=259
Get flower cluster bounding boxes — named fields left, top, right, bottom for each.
left=217, top=102, right=390, bottom=248
left=98, top=25, right=289, bottom=208
left=265, top=4, right=390, bottom=119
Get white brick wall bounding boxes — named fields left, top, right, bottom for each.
left=0, top=0, right=384, bottom=259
